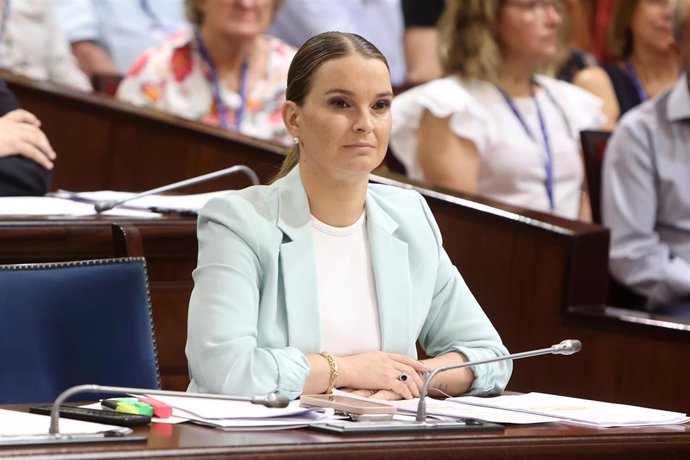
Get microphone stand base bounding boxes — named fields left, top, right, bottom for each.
left=310, top=419, right=503, bottom=434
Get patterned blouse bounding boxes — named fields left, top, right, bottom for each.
left=116, top=30, right=295, bottom=146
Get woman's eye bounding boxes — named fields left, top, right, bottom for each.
left=372, top=99, right=391, bottom=111
left=329, top=98, right=350, bottom=109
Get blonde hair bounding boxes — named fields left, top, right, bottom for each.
left=273, top=32, right=389, bottom=181
left=608, top=0, right=641, bottom=58
left=185, top=0, right=283, bottom=27
left=439, top=0, right=568, bottom=83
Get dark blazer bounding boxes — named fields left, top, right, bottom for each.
left=0, top=80, right=52, bottom=196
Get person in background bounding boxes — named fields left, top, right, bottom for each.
left=573, top=0, right=679, bottom=130
left=186, top=32, right=511, bottom=400
left=0, top=0, right=91, bottom=91
left=53, top=0, right=189, bottom=78
left=602, top=0, right=690, bottom=319
left=390, top=0, right=605, bottom=221
left=268, top=0, right=407, bottom=86
left=116, top=0, right=295, bottom=146
left=0, top=79, right=56, bottom=196
left=402, top=0, right=445, bottom=85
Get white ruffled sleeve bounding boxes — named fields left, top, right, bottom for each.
left=391, top=77, right=490, bottom=181
left=536, top=76, right=607, bottom=134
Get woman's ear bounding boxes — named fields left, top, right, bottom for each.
left=282, top=101, right=301, bottom=137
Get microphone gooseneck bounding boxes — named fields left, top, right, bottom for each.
left=48, top=384, right=289, bottom=437
left=415, top=339, right=582, bottom=423
left=93, top=165, right=260, bottom=213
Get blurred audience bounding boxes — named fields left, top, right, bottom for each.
left=54, top=0, right=189, bottom=78
left=268, top=0, right=407, bottom=86
left=117, top=0, right=295, bottom=146
left=0, top=0, right=91, bottom=91
left=574, top=0, right=679, bottom=129
left=602, top=0, right=690, bottom=319
left=0, top=79, right=55, bottom=196
left=390, top=0, right=605, bottom=221
left=401, top=0, right=445, bottom=84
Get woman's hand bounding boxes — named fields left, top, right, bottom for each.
left=0, top=109, right=56, bottom=169
left=337, top=351, right=430, bottom=399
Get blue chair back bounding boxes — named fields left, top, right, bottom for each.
left=0, top=257, right=160, bottom=404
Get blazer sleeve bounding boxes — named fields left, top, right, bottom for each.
left=415, top=194, right=512, bottom=395
left=186, top=194, right=310, bottom=399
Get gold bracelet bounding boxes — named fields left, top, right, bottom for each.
left=319, top=351, right=338, bottom=394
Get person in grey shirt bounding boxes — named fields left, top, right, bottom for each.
left=602, top=0, right=690, bottom=318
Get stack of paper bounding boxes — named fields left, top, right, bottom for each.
left=0, top=408, right=131, bottom=443
left=454, top=392, right=690, bottom=427
left=53, top=190, right=229, bottom=214
left=0, top=196, right=161, bottom=218
left=140, top=395, right=336, bottom=430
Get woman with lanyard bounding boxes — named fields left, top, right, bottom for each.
left=116, top=0, right=295, bottom=146
left=390, top=0, right=606, bottom=221
left=573, top=0, right=679, bottom=130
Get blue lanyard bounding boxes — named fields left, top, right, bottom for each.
left=497, top=82, right=556, bottom=211
left=194, top=31, right=249, bottom=131
left=0, top=0, right=10, bottom=40
left=623, top=59, right=649, bottom=103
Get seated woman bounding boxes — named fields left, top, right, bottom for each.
left=185, top=32, right=511, bottom=400
left=573, top=0, right=679, bottom=129
left=390, top=0, right=605, bottom=221
left=116, top=0, right=295, bottom=146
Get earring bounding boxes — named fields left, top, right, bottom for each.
left=293, top=136, right=299, bottom=145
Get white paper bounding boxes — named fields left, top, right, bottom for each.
left=54, top=190, right=229, bottom=214
left=455, top=392, right=690, bottom=427
left=0, top=408, right=131, bottom=437
left=330, top=389, right=556, bottom=425
left=0, top=196, right=161, bottom=218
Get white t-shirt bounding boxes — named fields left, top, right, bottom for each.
left=390, top=75, right=606, bottom=219
left=311, top=211, right=381, bottom=357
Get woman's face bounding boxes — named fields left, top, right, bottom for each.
left=630, top=0, right=676, bottom=54
left=198, top=0, right=273, bottom=38
left=496, top=0, right=564, bottom=64
left=284, top=54, right=393, bottom=182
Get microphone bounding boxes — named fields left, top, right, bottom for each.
left=94, top=165, right=260, bottom=213
left=416, top=339, right=582, bottom=422
left=47, top=384, right=289, bottom=438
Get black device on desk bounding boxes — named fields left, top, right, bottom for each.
left=30, top=405, right=152, bottom=427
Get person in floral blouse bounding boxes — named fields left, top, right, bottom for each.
left=116, top=0, right=295, bottom=146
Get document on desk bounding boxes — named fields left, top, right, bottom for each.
left=329, top=390, right=556, bottom=425
left=137, top=395, right=336, bottom=430
left=0, top=408, right=131, bottom=437
left=454, top=392, right=690, bottom=427
left=0, top=196, right=161, bottom=217
left=54, top=190, right=229, bottom=214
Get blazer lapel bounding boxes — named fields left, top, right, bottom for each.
left=366, top=194, right=412, bottom=354
left=276, top=168, right=321, bottom=353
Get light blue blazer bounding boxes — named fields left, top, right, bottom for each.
left=186, top=167, right=511, bottom=399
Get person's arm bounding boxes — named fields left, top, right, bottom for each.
left=417, top=109, right=480, bottom=194
left=417, top=195, right=511, bottom=396
left=71, top=41, right=119, bottom=77
left=573, top=66, right=619, bottom=130
left=602, top=114, right=690, bottom=306
left=403, top=28, right=443, bottom=84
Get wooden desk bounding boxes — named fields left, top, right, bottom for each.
left=3, top=73, right=690, bottom=413
left=1, top=406, right=689, bottom=459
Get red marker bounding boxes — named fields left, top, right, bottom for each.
left=138, top=397, right=173, bottom=418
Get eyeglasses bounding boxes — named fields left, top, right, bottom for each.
left=503, top=0, right=565, bottom=16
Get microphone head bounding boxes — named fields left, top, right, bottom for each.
left=251, top=392, right=290, bottom=408
left=94, top=201, right=116, bottom=213
left=554, top=339, right=582, bottom=355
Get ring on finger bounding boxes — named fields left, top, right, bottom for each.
left=397, top=372, right=409, bottom=382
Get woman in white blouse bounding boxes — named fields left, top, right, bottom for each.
left=390, top=0, right=605, bottom=221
